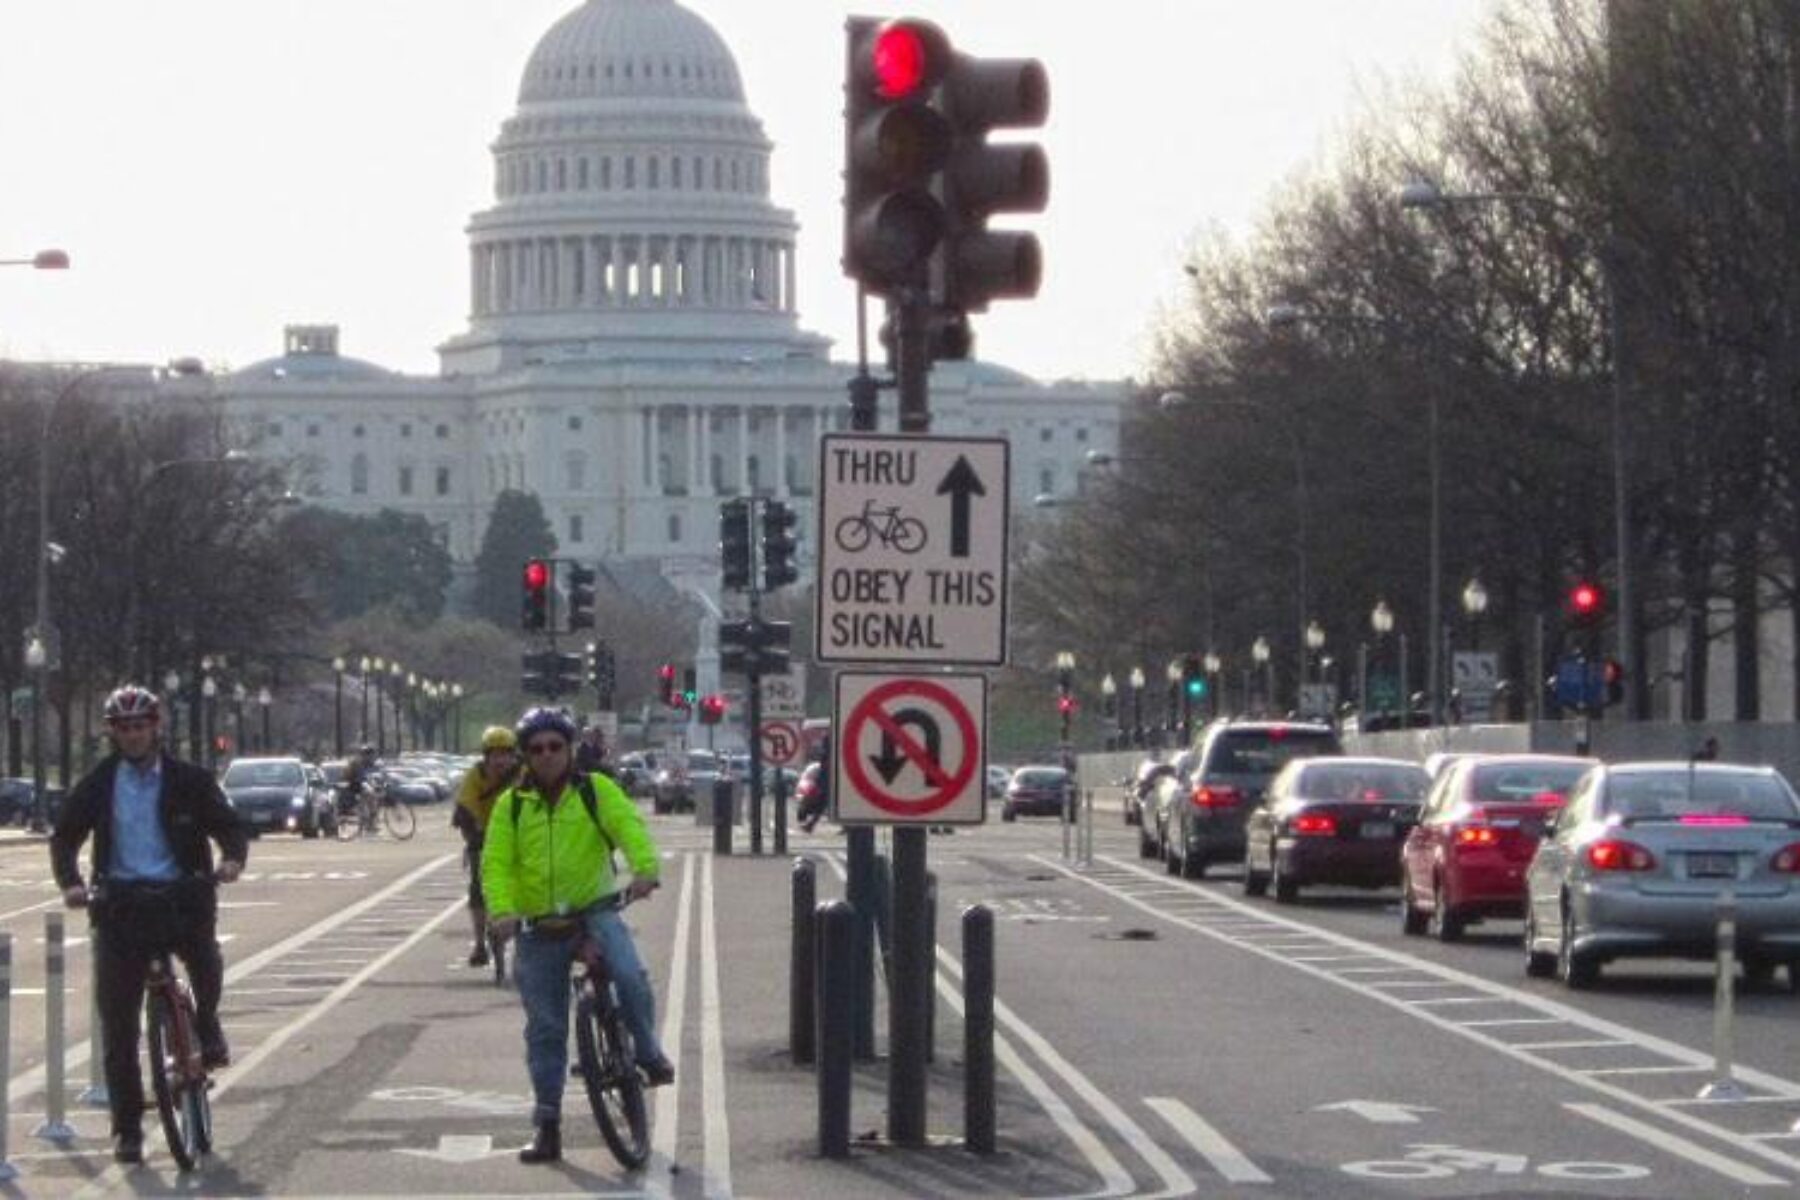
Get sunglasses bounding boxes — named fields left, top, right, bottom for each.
left=110, top=718, right=156, bottom=733
left=525, top=740, right=568, bottom=756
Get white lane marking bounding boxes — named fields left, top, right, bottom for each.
left=644, top=852, right=695, bottom=1200
left=8, top=851, right=460, bottom=1108
left=1146, top=1097, right=1272, bottom=1184
left=0, top=898, right=61, bottom=923
left=1511, top=1040, right=1633, bottom=1052
left=1583, top=1065, right=1710, bottom=1076
left=699, top=852, right=732, bottom=1200
left=937, top=947, right=1195, bottom=1199
left=1057, top=855, right=1800, bottom=1181
left=1566, top=1102, right=1789, bottom=1187
left=1408, top=997, right=1506, bottom=1006
left=230, top=985, right=339, bottom=996
left=1459, top=1018, right=1565, bottom=1027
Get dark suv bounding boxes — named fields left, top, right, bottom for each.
left=1154, top=721, right=1343, bottom=878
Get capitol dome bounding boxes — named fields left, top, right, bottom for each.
left=520, top=0, right=745, bottom=105
left=442, top=0, right=828, bottom=374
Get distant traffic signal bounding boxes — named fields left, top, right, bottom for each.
left=681, top=666, right=697, bottom=709
left=720, top=618, right=793, bottom=676
left=657, top=663, right=677, bottom=708
left=698, top=694, right=727, bottom=726
left=719, top=499, right=753, bottom=592
left=1604, top=657, right=1625, bottom=706
left=522, top=559, right=552, bottom=631
left=761, top=500, right=799, bottom=591
left=1566, top=580, right=1606, bottom=625
left=564, top=561, right=597, bottom=631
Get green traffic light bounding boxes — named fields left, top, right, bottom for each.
left=1184, top=679, right=1207, bottom=699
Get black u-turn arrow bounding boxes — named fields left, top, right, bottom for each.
left=870, top=707, right=941, bottom=785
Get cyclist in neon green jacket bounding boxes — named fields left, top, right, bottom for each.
left=484, top=706, right=671, bottom=1163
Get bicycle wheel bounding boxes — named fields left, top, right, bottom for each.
left=892, top=516, right=928, bottom=553
left=335, top=804, right=362, bottom=841
left=145, top=989, right=202, bottom=1171
left=575, top=985, right=649, bottom=1170
left=382, top=799, right=416, bottom=840
left=833, top=515, right=871, bottom=553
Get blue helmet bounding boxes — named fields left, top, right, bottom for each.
left=516, top=706, right=578, bottom=744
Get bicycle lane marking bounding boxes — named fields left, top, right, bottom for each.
left=810, top=850, right=1147, bottom=1198
left=699, top=852, right=733, bottom=1200
left=643, top=850, right=696, bottom=1200
left=1044, top=854, right=1798, bottom=1188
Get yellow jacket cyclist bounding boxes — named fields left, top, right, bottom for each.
left=482, top=706, right=671, bottom=1164
left=453, top=725, right=519, bottom=967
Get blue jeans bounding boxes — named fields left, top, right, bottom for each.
left=513, top=904, right=666, bottom=1125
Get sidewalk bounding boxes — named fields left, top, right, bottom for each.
left=0, top=828, right=48, bottom=851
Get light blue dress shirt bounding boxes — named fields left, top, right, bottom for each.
left=109, top=757, right=179, bottom=882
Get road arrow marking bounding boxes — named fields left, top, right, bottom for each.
left=396, top=1134, right=500, bottom=1164
left=1316, top=1100, right=1437, bottom=1124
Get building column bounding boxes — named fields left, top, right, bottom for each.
left=737, top=406, right=752, bottom=493
left=784, top=243, right=797, bottom=313
left=646, top=408, right=662, bottom=492
left=612, top=237, right=629, bottom=306
left=697, top=404, right=712, bottom=494
left=635, top=236, right=651, bottom=308
left=774, top=406, right=789, bottom=494
left=686, top=406, right=702, bottom=496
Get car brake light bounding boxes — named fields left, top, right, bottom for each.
left=1289, top=813, right=1336, bottom=836
left=1587, top=839, right=1656, bottom=871
left=1532, top=791, right=1566, bottom=805
left=1679, top=814, right=1749, bottom=827
left=1772, top=843, right=1800, bottom=873
left=1454, top=826, right=1500, bottom=848
left=1192, top=784, right=1241, bottom=809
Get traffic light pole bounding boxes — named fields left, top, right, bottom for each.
left=747, top=575, right=766, bottom=856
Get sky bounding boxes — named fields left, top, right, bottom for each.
left=0, top=0, right=1495, bottom=385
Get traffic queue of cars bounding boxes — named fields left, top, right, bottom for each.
left=1114, top=720, right=1800, bottom=993
left=219, top=751, right=467, bottom=837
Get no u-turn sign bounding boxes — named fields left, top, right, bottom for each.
left=832, top=672, right=988, bottom=825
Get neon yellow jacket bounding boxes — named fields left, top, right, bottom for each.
left=481, top=771, right=658, bottom=919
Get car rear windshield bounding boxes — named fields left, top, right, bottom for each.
left=1298, top=763, right=1426, bottom=802
left=223, top=762, right=304, bottom=788
left=1210, top=731, right=1339, bottom=776
left=1472, top=763, right=1588, bottom=804
left=1607, top=771, right=1800, bottom=822
left=1013, top=769, right=1067, bottom=788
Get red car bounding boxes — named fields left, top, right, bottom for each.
left=1400, top=754, right=1594, bottom=941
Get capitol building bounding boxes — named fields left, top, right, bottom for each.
left=166, top=0, right=1125, bottom=610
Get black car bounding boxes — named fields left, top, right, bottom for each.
left=1002, top=766, right=1071, bottom=821
left=0, top=778, right=63, bottom=826
left=221, top=757, right=335, bottom=838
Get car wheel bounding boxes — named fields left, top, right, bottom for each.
left=1400, top=877, right=1428, bottom=936
left=1558, top=904, right=1597, bottom=989
left=1272, top=853, right=1298, bottom=904
left=1163, top=831, right=1180, bottom=876
left=1743, top=955, right=1779, bottom=990
left=1002, top=804, right=1016, bottom=823
left=1523, top=908, right=1557, bottom=978
left=1138, top=827, right=1157, bottom=859
left=1429, top=877, right=1464, bottom=943
left=1242, top=843, right=1270, bottom=898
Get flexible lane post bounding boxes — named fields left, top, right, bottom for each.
left=1061, top=781, right=1072, bottom=861
left=816, top=899, right=854, bottom=1158
left=35, top=911, right=75, bottom=1141
left=963, top=904, right=995, bottom=1154
left=1082, top=788, right=1095, bottom=866
left=1698, top=888, right=1747, bottom=1102
left=0, top=933, right=17, bottom=1181
left=925, top=869, right=937, bottom=1063
left=790, top=857, right=816, bottom=1064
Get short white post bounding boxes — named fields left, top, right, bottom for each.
left=1697, top=888, right=1747, bottom=1102
left=1081, top=788, right=1095, bottom=867
left=78, top=934, right=108, bottom=1106
left=34, top=911, right=76, bottom=1141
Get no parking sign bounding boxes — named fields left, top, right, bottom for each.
left=832, top=672, right=987, bottom=825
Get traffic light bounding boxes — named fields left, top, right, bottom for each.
left=697, top=694, right=727, bottom=726
left=681, top=666, right=697, bottom=710
left=553, top=651, right=583, bottom=695
left=657, top=663, right=677, bottom=707
left=563, top=561, right=597, bottom=631
left=761, top=500, right=799, bottom=591
left=719, top=499, right=753, bottom=592
left=1056, top=694, right=1075, bottom=717
left=1183, top=654, right=1207, bottom=700
left=523, top=650, right=582, bottom=698
left=522, top=559, right=552, bottom=631
left=1565, top=579, right=1606, bottom=626
left=719, top=618, right=793, bottom=676
left=938, top=31, right=1049, bottom=319
left=1604, top=657, right=1625, bottom=706
left=843, top=17, right=953, bottom=294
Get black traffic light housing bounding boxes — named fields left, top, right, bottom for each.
left=761, top=500, right=799, bottom=591
left=522, top=649, right=583, bottom=698
left=719, top=499, right=753, bottom=592
left=522, top=559, right=552, bottom=631
left=564, top=561, right=597, bottom=631
left=586, top=641, right=617, bottom=709
left=657, top=663, right=677, bottom=708
left=720, top=619, right=793, bottom=676
left=680, top=666, right=698, bottom=710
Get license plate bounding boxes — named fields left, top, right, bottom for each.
left=1361, top=821, right=1396, bottom=840
left=1687, top=853, right=1737, bottom=879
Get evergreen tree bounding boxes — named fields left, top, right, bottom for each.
left=472, top=490, right=558, bottom=627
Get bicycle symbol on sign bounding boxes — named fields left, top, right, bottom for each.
left=834, top=499, right=928, bottom=555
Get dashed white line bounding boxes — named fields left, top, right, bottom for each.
left=1566, top=1101, right=1790, bottom=1187
left=1145, top=1097, right=1272, bottom=1184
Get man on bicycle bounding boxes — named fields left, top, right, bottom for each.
left=50, top=685, right=247, bottom=1165
left=483, top=706, right=672, bottom=1164
left=343, top=743, right=381, bottom=826
left=453, top=726, right=519, bottom=966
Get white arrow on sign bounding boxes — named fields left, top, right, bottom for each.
left=395, top=1134, right=504, bottom=1164
left=1315, top=1100, right=1437, bottom=1124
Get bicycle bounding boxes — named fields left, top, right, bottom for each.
left=521, top=895, right=649, bottom=1170
left=833, top=499, right=928, bottom=554
left=88, top=877, right=216, bottom=1171
left=335, top=775, right=416, bottom=841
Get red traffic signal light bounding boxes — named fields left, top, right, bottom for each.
left=522, top=558, right=552, bottom=631
left=698, top=694, right=727, bottom=726
left=657, top=663, right=676, bottom=707
left=871, top=21, right=940, bottom=100
left=1056, top=695, right=1076, bottom=716
left=1566, top=580, right=1605, bottom=624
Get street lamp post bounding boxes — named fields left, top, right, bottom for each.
left=1164, top=659, right=1182, bottom=743
left=1402, top=178, right=1634, bottom=718
left=258, top=686, right=273, bottom=752
left=232, top=682, right=246, bottom=758
left=162, top=670, right=182, bottom=756
left=1251, top=636, right=1272, bottom=716
left=1371, top=601, right=1395, bottom=723
left=201, top=675, right=218, bottom=771
left=1462, top=577, right=1489, bottom=652
left=1129, top=667, right=1146, bottom=747
left=450, top=683, right=465, bottom=753
left=390, top=664, right=405, bottom=755
left=1099, top=674, right=1118, bottom=750
left=371, top=657, right=386, bottom=754
left=332, top=656, right=346, bottom=759
left=1203, top=651, right=1222, bottom=719
left=24, top=634, right=47, bottom=832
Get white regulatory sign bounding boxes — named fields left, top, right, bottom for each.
left=815, top=433, right=1010, bottom=665
left=759, top=668, right=805, bottom=720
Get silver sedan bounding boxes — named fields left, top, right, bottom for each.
left=1524, top=761, right=1800, bottom=990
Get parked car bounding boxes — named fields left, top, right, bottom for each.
left=1127, top=755, right=1176, bottom=829
left=1401, top=754, right=1593, bottom=940
left=1153, top=720, right=1344, bottom=879
left=1002, top=766, right=1070, bottom=821
left=1242, top=757, right=1429, bottom=902
left=615, top=751, right=660, bottom=798
left=986, top=764, right=1011, bottom=801
left=0, top=778, right=63, bottom=826
left=652, top=749, right=721, bottom=814
left=1524, top=761, right=1800, bottom=990
left=221, top=756, right=335, bottom=838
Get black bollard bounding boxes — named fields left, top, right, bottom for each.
left=846, top=826, right=877, bottom=1059
left=925, top=870, right=937, bottom=1063
left=817, top=899, right=854, bottom=1158
left=712, top=776, right=733, bottom=856
left=964, top=904, right=995, bottom=1154
left=790, top=858, right=817, bottom=1064
left=888, top=827, right=929, bottom=1146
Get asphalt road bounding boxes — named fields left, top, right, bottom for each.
left=0, top=803, right=1792, bottom=1197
